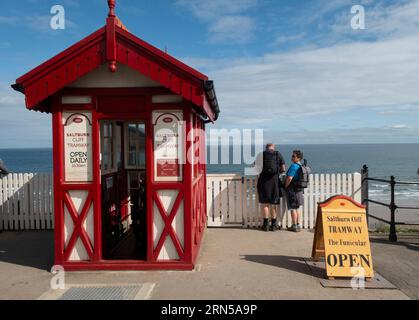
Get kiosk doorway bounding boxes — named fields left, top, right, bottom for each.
left=100, top=121, right=147, bottom=261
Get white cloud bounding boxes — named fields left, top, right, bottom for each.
left=330, top=0, right=419, bottom=39
left=175, top=0, right=258, bottom=20
left=175, top=0, right=258, bottom=44
left=200, top=34, right=419, bottom=138
left=0, top=15, right=78, bottom=33
left=208, top=16, right=255, bottom=44
left=391, top=124, right=408, bottom=129
left=275, top=33, right=306, bottom=45
left=262, top=125, right=419, bottom=144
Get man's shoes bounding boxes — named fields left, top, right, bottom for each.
left=287, top=224, right=298, bottom=232
left=262, top=224, right=269, bottom=232
left=296, top=224, right=302, bottom=232
left=270, top=224, right=281, bottom=232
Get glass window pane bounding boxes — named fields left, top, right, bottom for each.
left=126, top=123, right=146, bottom=169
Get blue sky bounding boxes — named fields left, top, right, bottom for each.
left=1, top=0, right=419, bottom=148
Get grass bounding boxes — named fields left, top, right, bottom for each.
left=372, top=223, right=419, bottom=234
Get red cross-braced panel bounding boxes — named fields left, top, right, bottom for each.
left=192, top=175, right=206, bottom=245
left=63, top=190, right=95, bottom=262
left=152, top=190, right=185, bottom=261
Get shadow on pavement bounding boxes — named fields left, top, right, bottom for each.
left=370, top=236, right=419, bottom=252
left=241, top=254, right=320, bottom=277
left=0, top=231, right=54, bottom=271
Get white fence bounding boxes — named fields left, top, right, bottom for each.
left=0, top=173, right=54, bottom=231
left=206, top=173, right=362, bottom=229
left=1, top=172, right=362, bottom=231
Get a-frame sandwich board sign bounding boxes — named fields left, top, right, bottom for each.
left=312, top=195, right=374, bottom=279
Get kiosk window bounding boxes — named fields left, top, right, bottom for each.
left=101, top=121, right=115, bottom=173
left=125, top=123, right=146, bottom=169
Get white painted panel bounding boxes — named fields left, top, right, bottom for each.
left=157, top=190, right=179, bottom=215
left=320, top=174, right=325, bottom=202
left=213, top=180, right=222, bottom=226
left=206, top=178, right=214, bottom=224
left=33, top=174, right=39, bottom=229
left=153, top=203, right=165, bottom=250
left=242, top=177, right=247, bottom=228
left=347, top=173, right=353, bottom=197
left=325, top=174, right=331, bottom=199
left=221, top=179, right=228, bottom=223
left=353, top=173, right=362, bottom=203
left=336, top=174, right=342, bottom=194
left=228, top=180, right=235, bottom=223
left=45, top=173, right=51, bottom=229
left=331, top=174, right=336, bottom=196
left=152, top=95, right=183, bottom=104
left=342, top=174, right=348, bottom=195
left=69, top=64, right=161, bottom=88
left=308, top=175, right=315, bottom=229
left=12, top=174, right=19, bottom=230
left=18, top=174, right=24, bottom=230
left=303, top=193, right=308, bottom=229
left=83, top=204, right=94, bottom=247
left=39, top=173, right=45, bottom=230
left=172, top=201, right=184, bottom=249
left=2, top=176, right=8, bottom=230
left=64, top=207, right=73, bottom=248
left=68, top=190, right=88, bottom=214
left=62, top=96, right=92, bottom=104
left=69, top=238, right=89, bottom=261
left=158, top=237, right=179, bottom=261
left=28, top=173, right=34, bottom=230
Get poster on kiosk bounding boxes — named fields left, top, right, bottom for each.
left=153, top=111, right=184, bottom=182
left=63, top=112, right=93, bottom=183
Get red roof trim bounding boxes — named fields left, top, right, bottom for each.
left=116, top=27, right=208, bottom=81
left=16, top=27, right=106, bottom=86
left=14, top=24, right=216, bottom=122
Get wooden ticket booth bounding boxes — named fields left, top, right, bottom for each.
left=12, top=1, right=220, bottom=271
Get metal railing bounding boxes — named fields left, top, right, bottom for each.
left=361, top=165, right=419, bottom=242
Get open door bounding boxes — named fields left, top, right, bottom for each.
left=100, top=121, right=147, bottom=260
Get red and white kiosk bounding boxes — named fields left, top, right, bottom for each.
left=12, top=0, right=220, bottom=271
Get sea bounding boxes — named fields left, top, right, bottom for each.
left=1, top=144, right=419, bottom=202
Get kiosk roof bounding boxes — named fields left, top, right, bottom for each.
left=12, top=1, right=220, bottom=122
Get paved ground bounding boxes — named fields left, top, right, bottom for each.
left=370, top=234, right=419, bottom=300
left=0, top=229, right=415, bottom=300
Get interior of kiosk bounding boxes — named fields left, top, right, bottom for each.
left=100, top=120, right=147, bottom=261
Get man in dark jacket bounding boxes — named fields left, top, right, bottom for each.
left=256, top=144, right=286, bottom=232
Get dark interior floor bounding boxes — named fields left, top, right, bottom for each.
left=107, top=227, right=147, bottom=260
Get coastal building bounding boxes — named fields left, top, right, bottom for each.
left=11, top=0, right=220, bottom=270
